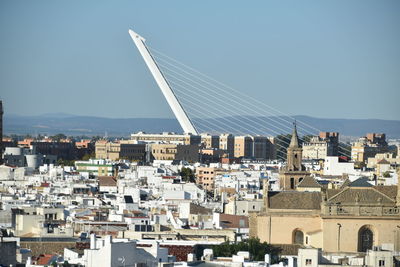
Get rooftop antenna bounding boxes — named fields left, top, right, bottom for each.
left=128, top=29, right=198, bottom=135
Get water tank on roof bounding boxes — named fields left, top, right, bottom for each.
left=25, top=154, right=42, bottom=169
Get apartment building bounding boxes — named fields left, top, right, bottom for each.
left=195, top=167, right=216, bottom=191
left=303, top=132, right=339, bottom=160
left=234, top=135, right=275, bottom=160
left=352, top=133, right=388, bottom=163
left=234, top=136, right=253, bottom=158
left=95, top=141, right=147, bottom=162
left=150, top=143, right=199, bottom=162
left=219, top=134, right=234, bottom=158
left=200, top=134, right=220, bottom=149
left=130, top=132, right=201, bottom=145
left=75, top=159, right=117, bottom=176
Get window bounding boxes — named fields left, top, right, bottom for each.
left=293, top=229, right=304, bottom=245
left=306, top=259, right=312, bottom=265
left=358, top=225, right=373, bottom=252
left=290, top=178, right=295, bottom=189
left=379, top=260, right=385, bottom=266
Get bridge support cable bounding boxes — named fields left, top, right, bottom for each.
left=167, top=78, right=294, bottom=151
left=153, top=55, right=299, bottom=137
left=169, top=85, right=288, bottom=161
left=148, top=47, right=352, bottom=156
left=158, top=63, right=298, bottom=137
left=159, top=63, right=303, bottom=145
left=149, top=47, right=310, bottom=130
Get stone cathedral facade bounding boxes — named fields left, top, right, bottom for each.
left=250, top=125, right=400, bottom=253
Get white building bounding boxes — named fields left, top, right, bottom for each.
left=323, top=156, right=356, bottom=176
left=64, top=234, right=169, bottom=267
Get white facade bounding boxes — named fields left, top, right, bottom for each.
left=323, top=156, right=356, bottom=176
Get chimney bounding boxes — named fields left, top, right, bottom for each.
left=105, top=235, right=112, bottom=245
left=90, top=233, right=96, bottom=249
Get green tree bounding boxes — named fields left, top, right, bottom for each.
left=212, top=237, right=281, bottom=261
left=180, top=167, right=195, bottom=183
left=51, top=133, right=67, bottom=141
left=81, top=152, right=95, bottom=161
left=57, top=158, right=75, bottom=166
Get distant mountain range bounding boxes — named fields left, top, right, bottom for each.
left=3, top=113, right=400, bottom=139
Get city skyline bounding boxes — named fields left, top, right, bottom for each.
left=1, top=1, right=400, bottom=121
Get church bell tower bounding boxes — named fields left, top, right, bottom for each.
left=279, top=123, right=310, bottom=190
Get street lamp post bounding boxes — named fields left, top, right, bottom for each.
left=337, top=223, right=342, bottom=252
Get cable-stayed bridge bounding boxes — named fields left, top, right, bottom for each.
left=128, top=29, right=352, bottom=160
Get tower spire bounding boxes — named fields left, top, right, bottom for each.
left=289, top=121, right=299, bottom=148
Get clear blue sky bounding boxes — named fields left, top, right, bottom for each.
left=1, top=0, right=399, bottom=120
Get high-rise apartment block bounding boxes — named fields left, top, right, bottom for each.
left=200, top=134, right=220, bottom=149
left=351, top=133, right=388, bottom=163
left=234, top=136, right=253, bottom=158
left=302, top=132, right=339, bottom=160
left=95, top=141, right=147, bottom=162
left=234, top=135, right=275, bottom=160
left=150, top=143, right=199, bottom=162
left=219, top=134, right=234, bottom=158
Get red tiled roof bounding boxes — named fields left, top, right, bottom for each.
left=41, top=182, right=50, bottom=187
left=377, top=159, right=390, bottom=164
left=98, top=176, right=117, bottom=186
left=36, top=254, right=55, bottom=265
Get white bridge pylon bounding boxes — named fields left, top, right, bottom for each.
left=128, top=29, right=198, bottom=135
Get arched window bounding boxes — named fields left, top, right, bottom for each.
left=293, top=229, right=304, bottom=245
left=358, top=225, right=374, bottom=252
left=299, top=177, right=303, bottom=183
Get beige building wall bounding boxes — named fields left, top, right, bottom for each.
left=195, top=167, right=216, bottom=191
left=219, top=134, right=234, bottom=158
left=15, top=214, right=43, bottom=236
left=95, top=141, right=120, bottom=160
left=303, top=143, right=328, bottom=160
left=201, top=134, right=220, bottom=149
left=95, top=141, right=146, bottom=161
left=151, top=144, right=199, bottom=162
left=234, top=136, right=253, bottom=158
left=367, top=153, right=400, bottom=168
left=322, top=218, right=400, bottom=253
left=254, top=213, right=322, bottom=247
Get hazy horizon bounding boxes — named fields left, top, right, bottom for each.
left=4, top=111, right=400, bottom=122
